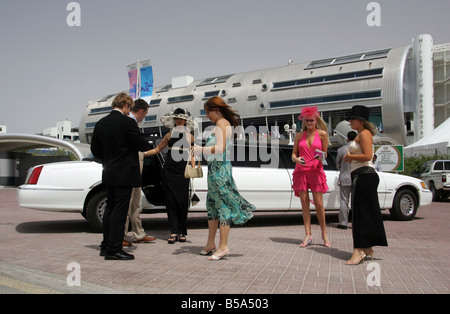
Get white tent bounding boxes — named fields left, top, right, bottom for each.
left=404, top=117, right=450, bottom=156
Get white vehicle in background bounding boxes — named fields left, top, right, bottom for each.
left=419, top=160, right=450, bottom=201
left=17, top=140, right=432, bottom=232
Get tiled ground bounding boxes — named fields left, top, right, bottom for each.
left=0, top=188, right=449, bottom=294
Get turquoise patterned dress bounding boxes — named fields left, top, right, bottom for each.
left=205, top=134, right=255, bottom=225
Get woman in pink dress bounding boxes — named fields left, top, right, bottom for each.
left=291, top=106, right=331, bottom=248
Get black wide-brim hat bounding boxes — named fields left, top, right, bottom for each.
left=346, top=105, right=370, bottom=121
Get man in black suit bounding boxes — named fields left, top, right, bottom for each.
left=91, top=93, right=151, bottom=260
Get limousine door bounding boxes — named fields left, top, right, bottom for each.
left=229, top=144, right=293, bottom=211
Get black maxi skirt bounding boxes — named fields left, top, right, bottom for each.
left=351, top=170, right=388, bottom=248
left=162, top=162, right=190, bottom=235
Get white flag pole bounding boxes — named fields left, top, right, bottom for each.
left=137, top=60, right=141, bottom=99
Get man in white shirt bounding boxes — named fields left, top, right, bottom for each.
left=125, top=99, right=156, bottom=244
left=336, top=131, right=357, bottom=229
left=373, top=154, right=382, bottom=172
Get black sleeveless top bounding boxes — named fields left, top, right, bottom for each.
left=164, top=131, right=190, bottom=172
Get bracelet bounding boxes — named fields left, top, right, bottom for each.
left=291, top=156, right=297, bottom=162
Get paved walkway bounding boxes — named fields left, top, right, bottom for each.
left=0, top=188, right=449, bottom=295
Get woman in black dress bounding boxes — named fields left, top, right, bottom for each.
left=343, top=105, right=388, bottom=265
left=146, top=108, right=195, bottom=244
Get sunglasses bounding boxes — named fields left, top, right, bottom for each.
left=304, top=119, right=316, bottom=123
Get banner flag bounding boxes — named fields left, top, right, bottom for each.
left=139, top=59, right=153, bottom=100
left=127, top=62, right=139, bottom=100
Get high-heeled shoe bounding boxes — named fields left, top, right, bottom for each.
left=345, top=250, right=366, bottom=265
left=300, top=233, right=312, bottom=247
left=363, top=248, right=374, bottom=260
left=200, top=248, right=216, bottom=256
left=322, top=232, right=332, bottom=248
left=208, top=249, right=229, bottom=261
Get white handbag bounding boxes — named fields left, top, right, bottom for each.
left=184, top=148, right=203, bottom=178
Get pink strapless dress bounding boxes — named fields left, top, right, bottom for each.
left=292, top=131, right=328, bottom=196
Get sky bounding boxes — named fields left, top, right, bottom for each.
left=1, top=0, right=449, bottom=134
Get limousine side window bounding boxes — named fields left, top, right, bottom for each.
left=230, top=143, right=282, bottom=168
left=324, top=151, right=337, bottom=171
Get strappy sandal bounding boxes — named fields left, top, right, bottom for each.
left=178, top=235, right=186, bottom=242
left=300, top=233, right=312, bottom=247
left=322, top=232, right=332, bottom=248
left=168, top=234, right=178, bottom=244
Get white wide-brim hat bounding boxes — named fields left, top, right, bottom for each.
left=160, top=107, right=197, bottom=131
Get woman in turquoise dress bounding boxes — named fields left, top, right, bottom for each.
left=194, top=96, right=255, bottom=261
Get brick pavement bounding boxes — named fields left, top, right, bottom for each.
left=0, top=187, right=449, bottom=295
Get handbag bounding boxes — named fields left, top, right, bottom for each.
left=187, top=179, right=200, bottom=206
left=189, top=179, right=200, bottom=206
left=191, top=193, right=200, bottom=206
left=184, top=148, right=203, bottom=178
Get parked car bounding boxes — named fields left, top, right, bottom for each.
left=419, top=160, right=450, bottom=201
left=17, top=140, right=432, bottom=232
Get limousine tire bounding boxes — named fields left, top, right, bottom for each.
left=86, top=190, right=107, bottom=233
left=389, top=189, right=418, bottom=221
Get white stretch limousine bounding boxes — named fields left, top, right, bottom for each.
left=17, top=140, right=432, bottom=232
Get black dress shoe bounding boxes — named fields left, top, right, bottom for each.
left=337, top=224, right=348, bottom=230
left=100, top=250, right=106, bottom=257
left=105, top=250, right=135, bottom=260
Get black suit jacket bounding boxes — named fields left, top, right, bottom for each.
left=91, top=110, right=151, bottom=187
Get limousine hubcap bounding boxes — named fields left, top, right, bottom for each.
left=400, top=194, right=414, bottom=216
left=97, top=197, right=107, bottom=220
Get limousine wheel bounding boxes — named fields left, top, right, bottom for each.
left=389, top=189, right=417, bottom=221
left=86, top=189, right=106, bottom=233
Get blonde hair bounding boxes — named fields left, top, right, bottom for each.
left=363, top=120, right=377, bottom=136
left=301, top=115, right=328, bottom=133
left=112, top=92, right=134, bottom=109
